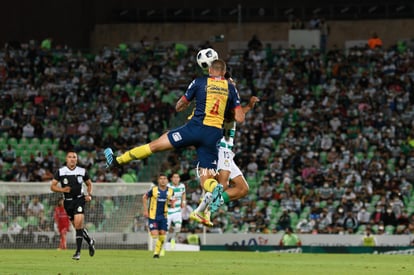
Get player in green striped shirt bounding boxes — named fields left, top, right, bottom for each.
left=167, top=173, right=186, bottom=248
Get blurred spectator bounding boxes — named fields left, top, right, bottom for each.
left=77, top=134, right=95, bottom=151
left=382, top=207, right=398, bottom=228
left=21, top=121, right=35, bottom=138
left=185, top=228, right=201, bottom=245
left=8, top=217, right=23, bottom=234
left=362, top=227, right=376, bottom=246
left=341, top=187, right=356, bottom=212
left=247, top=34, right=262, bottom=51
left=229, top=206, right=244, bottom=231
left=287, top=194, right=302, bottom=216
left=58, top=135, right=74, bottom=151
left=357, top=207, right=371, bottom=225
left=279, top=226, right=301, bottom=246
left=397, top=210, right=410, bottom=231
left=190, top=187, right=202, bottom=207
left=318, top=182, right=334, bottom=201
left=0, top=114, right=16, bottom=133
left=368, top=32, right=383, bottom=49
left=371, top=206, right=384, bottom=225
left=37, top=165, right=54, bottom=181
left=276, top=209, right=291, bottom=231
left=308, top=15, right=320, bottom=29
left=246, top=156, right=258, bottom=178
left=389, top=194, right=404, bottom=218
left=14, top=166, right=30, bottom=182
left=242, top=206, right=256, bottom=225
left=254, top=210, right=269, bottom=233
left=317, top=208, right=332, bottom=233
left=34, top=151, right=44, bottom=165
left=296, top=218, right=314, bottom=234
left=2, top=145, right=16, bottom=163
left=27, top=196, right=44, bottom=218
left=257, top=178, right=273, bottom=201
left=377, top=223, right=386, bottom=235
left=342, top=211, right=358, bottom=233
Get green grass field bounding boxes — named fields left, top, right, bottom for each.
left=0, top=249, right=413, bottom=275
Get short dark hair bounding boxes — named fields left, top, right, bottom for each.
left=210, top=59, right=226, bottom=73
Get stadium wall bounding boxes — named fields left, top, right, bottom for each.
left=201, top=246, right=414, bottom=254
left=1, top=232, right=412, bottom=249
left=90, top=19, right=414, bottom=55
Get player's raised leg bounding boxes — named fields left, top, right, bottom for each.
left=105, top=132, right=173, bottom=168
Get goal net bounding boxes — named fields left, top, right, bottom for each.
left=0, top=181, right=153, bottom=249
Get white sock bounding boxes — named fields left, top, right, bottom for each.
left=152, top=236, right=157, bottom=251
left=195, top=192, right=212, bottom=213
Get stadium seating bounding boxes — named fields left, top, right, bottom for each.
left=26, top=216, right=39, bottom=227
left=2, top=40, right=414, bottom=237
left=15, top=216, right=27, bottom=228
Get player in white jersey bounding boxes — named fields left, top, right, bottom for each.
left=216, top=96, right=259, bottom=206
left=167, top=173, right=186, bottom=247
left=193, top=95, right=259, bottom=216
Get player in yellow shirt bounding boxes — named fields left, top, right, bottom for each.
left=143, top=173, right=174, bottom=258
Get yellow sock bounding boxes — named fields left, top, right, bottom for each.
left=116, top=144, right=152, bottom=164
left=154, top=235, right=166, bottom=255
left=203, top=178, right=218, bottom=193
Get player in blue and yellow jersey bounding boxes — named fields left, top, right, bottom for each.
left=143, top=173, right=174, bottom=258
left=105, top=59, right=245, bottom=224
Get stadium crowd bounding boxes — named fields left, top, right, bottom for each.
left=1, top=36, right=414, bottom=237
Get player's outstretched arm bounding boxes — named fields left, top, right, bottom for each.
left=233, top=107, right=245, bottom=123
left=175, top=96, right=191, bottom=112
left=242, top=96, right=260, bottom=114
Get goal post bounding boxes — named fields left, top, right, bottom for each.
left=0, top=181, right=153, bottom=249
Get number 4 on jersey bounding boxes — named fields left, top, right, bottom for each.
left=210, top=99, right=220, bottom=115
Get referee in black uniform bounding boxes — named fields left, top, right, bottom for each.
left=51, top=150, right=96, bottom=260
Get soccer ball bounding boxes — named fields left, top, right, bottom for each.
left=196, top=48, right=218, bottom=69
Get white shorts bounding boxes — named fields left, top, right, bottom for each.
left=217, top=147, right=243, bottom=179
left=167, top=211, right=182, bottom=229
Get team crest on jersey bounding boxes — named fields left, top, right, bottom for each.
left=63, top=178, right=68, bottom=184
left=77, top=176, right=83, bottom=184
left=172, top=132, right=182, bottom=142
left=77, top=206, right=83, bottom=212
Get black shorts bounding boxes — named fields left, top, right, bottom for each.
left=64, top=197, right=86, bottom=221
